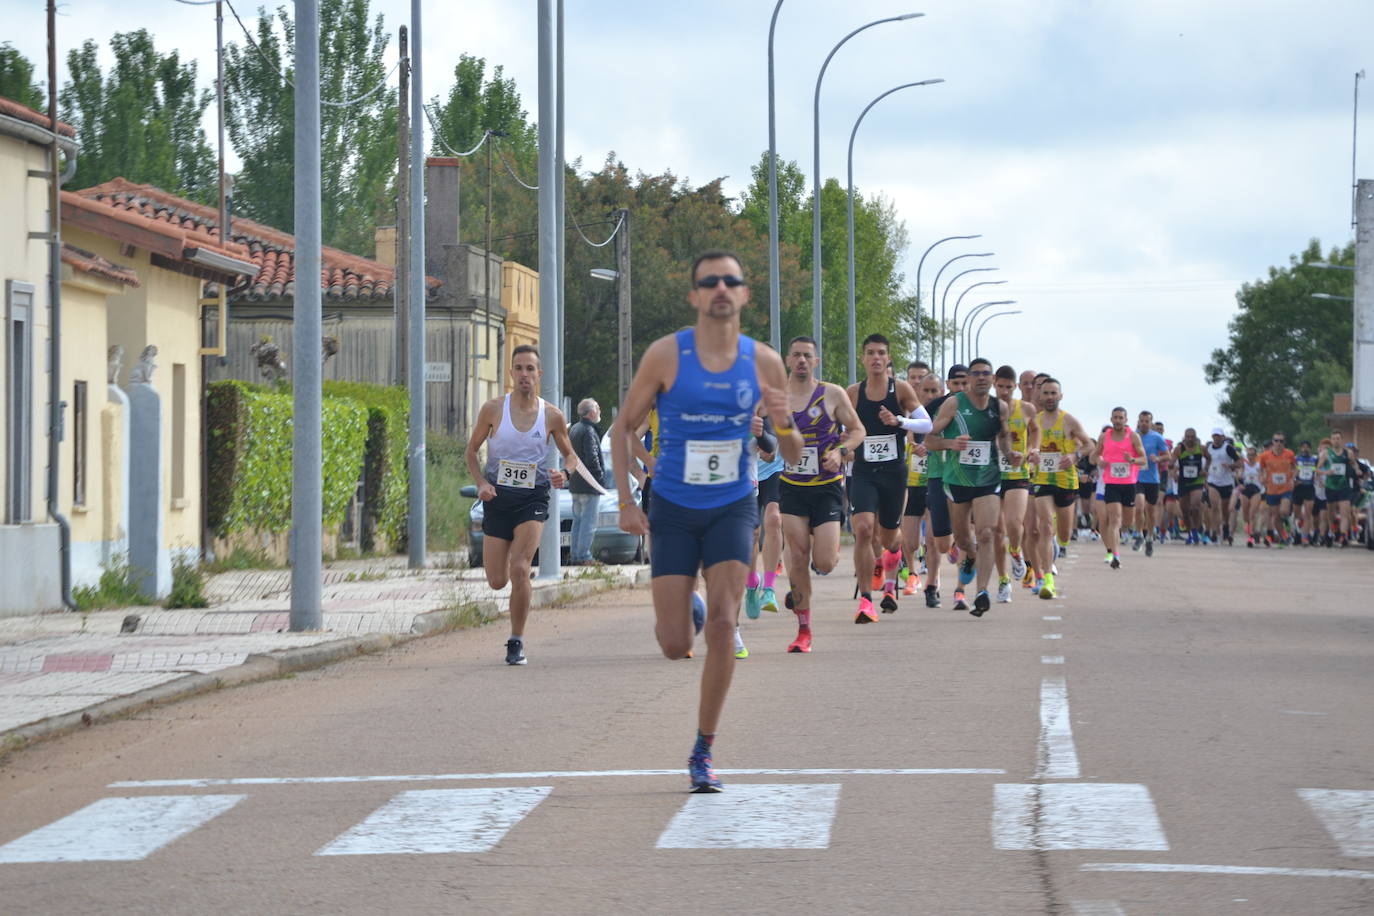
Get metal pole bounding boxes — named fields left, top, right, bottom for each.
left=290, top=0, right=323, bottom=629
left=940, top=265, right=997, bottom=370
left=950, top=279, right=1006, bottom=364
left=928, top=251, right=992, bottom=376
left=46, top=0, right=74, bottom=609
left=556, top=0, right=566, bottom=402
left=536, top=0, right=562, bottom=579
left=974, top=309, right=1021, bottom=356
left=1353, top=179, right=1373, bottom=411
left=1354, top=70, right=1365, bottom=231
left=406, top=0, right=427, bottom=569
left=961, top=299, right=1015, bottom=358
left=616, top=209, right=632, bottom=408
left=846, top=79, right=944, bottom=385
left=766, top=0, right=784, bottom=350
left=395, top=26, right=409, bottom=386
left=913, top=233, right=979, bottom=362
left=811, top=12, right=922, bottom=376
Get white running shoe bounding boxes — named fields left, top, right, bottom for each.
left=996, top=579, right=1012, bottom=603
left=1009, top=552, right=1027, bottom=580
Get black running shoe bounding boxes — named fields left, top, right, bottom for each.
left=1145, top=540, right=1154, bottom=557
left=970, top=590, right=991, bottom=618
left=879, top=590, right=898, bottom=613
left=505, top=638, right=527, bottom=666
left=924, top=585, right=940, bottom=608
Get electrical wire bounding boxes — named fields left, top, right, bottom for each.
left=421, top=104, right=491, bottom=157
left=172, top=0, right=218, bottom=6
left=322, top=60, right=400, bottom=108
left=496, top=140, right=538, bottom=190
left=570, top=209, right=624, bottom=248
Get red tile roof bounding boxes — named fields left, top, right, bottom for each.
left=70, top=178, right=438, bottom=303
left=61, top=244, right=141, bottom=287
left=0, top=95, right=76, bottom=138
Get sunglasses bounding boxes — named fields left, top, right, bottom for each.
left=696, top=274, right=745, bottom=289
left=1273, top=438, right=1286, bottom=443
left=967, top=369, right=992, bottom=378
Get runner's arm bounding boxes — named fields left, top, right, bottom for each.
left=546, top=407, right=579, bottom=488
left=464, top=399, right=499, bottom=500
left=1130, top=431, right=1147, bottom=466
left=612, top=337, right=671, bottom=533
left=995, top=400, right=1016, bottom=460
left=755, top=345, right=803, bottom=467
left=922, top=398, right=961, bottom=451
left=828, top=384, right=868, bottom=454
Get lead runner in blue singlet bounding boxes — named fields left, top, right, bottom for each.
left=612, top=249, right=799, bottom=794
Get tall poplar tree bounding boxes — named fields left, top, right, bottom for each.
left=0, top=42, right=44, bottom=111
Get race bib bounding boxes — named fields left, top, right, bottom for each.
left=786, top=445, right=819, bottom=476
left=863, top=434, right=898, bottom=462
left=1329, top=460, right=1346, bottom=477
left=1271, top=472, right=1287, bottom=486
left=959, top=441, right=992, bottom=467
left=999, top=454, right=1017, bottom=474
left=1110, top=462, right=1130, bottom=479
left=684, top=439, right=741, bottom=485
left=1298, top=466, right=1315, bottom=482
left=497, top=458, right=538, bottom=489
left=1182, top=464, right=1199, bottom=479
left=1039, top=453, right=1063, bottom=475
left=908, top=451, right=928, bottom=476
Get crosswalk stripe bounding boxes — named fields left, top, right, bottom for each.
left=1070, top=901, right=1126, bottom=916
left=1299, top=789, right=1374, bottom=856
left=993, top=783, right=1169, bottom=851
left=0, top=795, right=246, bottom=863
left=656, top=783, right=840, bottom=849
left=315, top=787, right=551, bottom=856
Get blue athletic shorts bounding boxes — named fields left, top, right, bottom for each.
left=649, top=491, right=758, bottom=577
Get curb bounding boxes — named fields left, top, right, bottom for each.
left=1, top=571, right=643, bottom=757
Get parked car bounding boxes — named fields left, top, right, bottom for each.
left=461, top=451, right=642, bottom=568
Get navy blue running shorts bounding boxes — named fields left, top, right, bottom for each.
left=649, top=491, right=758, bottom=578
left=925, top=477, right=952, bottom=537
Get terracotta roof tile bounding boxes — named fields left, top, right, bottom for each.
left=60, top=244, right=140, bottom=287
left=70, top=177, right=438, bottom=303
left=0, top=95, right=76, bottom=138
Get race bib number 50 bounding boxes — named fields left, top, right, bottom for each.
left=1039, top=453, right=1063, bottom=475
left=497, top=458, right=538, bottom=489
left=684, top=439, right=741, bottom=485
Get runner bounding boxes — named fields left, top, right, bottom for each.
left=777, top=336, right=864, bottom=652
left=847, top=334, right=927, bottom=622
left=738, top=413, right=785, bottom=659
left=901, top=372, right=944, bottom=597
left=927, top=357, right=1020, bottom=617
left=923, top=365, right=969, bottom=608
left=1131, top=410, right=1171, bottom=556
left=1313, top=439, right=1332, bottom=545
left=1030, top=378, right=1094, bottom=599
left=1292, top=440, right=1320, bottom=545
left=465, top=344, right=582, bottom=667
left=1091, top=408, right=1147, bottom=569
left=1205, top=427, right=1241, bottom=544
left=993, top=365, right=1040, bottom=603
left=906, top=360, right=931, bottom=389
left=611, top=249, right=798, bottom=793
left=1172, top=428, right=1209, bottom=544
left=1240, top=446, right=1263, bottom=546
left=1256, top=432, right=1297, bottom=546
left=1321, top=430, right=1358, bottom=546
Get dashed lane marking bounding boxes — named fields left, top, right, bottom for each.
left=1080, top=863, right=1374, bottom=880
left=1037, top=676, right=1081, bottom=779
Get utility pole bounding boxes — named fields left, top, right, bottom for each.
left=394, top=26, right=409, bottom=386
left=616, top=208, right=632, bottom=407
left=536, top=0, right=562, bottom=580
left=406, top=0, right=427, bottom=569
left=290, top=0, right=323, bottom=630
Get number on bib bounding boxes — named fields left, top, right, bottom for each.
left=1298, top=466, right=1315, bottom=482
left=786, top=446, right=819, bottom=476
left=1330, top=461, right=1346, bottom=477
left=1271, top=472, right=1287, bottom=486
left=908, top=452, right=928, bottom=476
left=1039, top=453, right=1062, bottom=475
left=1109, top=462, right=1130, bottom=479
left=863, top=434, right=898, bottom=462
left=1182, top=464, right=1199, bottom=479
left=684, top=439, right=741, bottom=485
left=959, top=441, right=991, bottom=467
left=498, top=458, right=538, bottom=489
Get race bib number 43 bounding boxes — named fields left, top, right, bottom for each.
left=959, top=441, right=992, bottom=467
left=864, top=434, right=898, bottom=462
left=684, top=439, right=741, bottom=485
left=497, top=458, right=538, bottom=489
left=786, top=446, right=819, bottom=476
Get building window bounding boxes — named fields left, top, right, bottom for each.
left=73, top=380, right=87, bottom=507
left=5, top=280, right=35, bottom=524
left=172, top=362, right=186, bottom=503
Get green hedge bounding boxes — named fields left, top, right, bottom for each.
left=323, top=381, right=410, bottom=549
left=206, top=380, right=369, bottom=536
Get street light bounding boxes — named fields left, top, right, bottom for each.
left=927, top=251, right=993, bottom=368
left=961, top=300, right=1016, bottom=357
left=974, top=309, right=1022, bottom=356
left=1312, top=292, right=1355, bottom=302
left=914, top=234, right=980, bottom=356
left=589, top=268, right=618, bottom=281
left=766, top=0, right=786, bottom=349
left=938, top=263, right=997, bottom=376
left=811, top=12, right=923, bottom=375
left=949, top=279, right=1007, bottom=364
left=846, top=78, right=945, bottom=384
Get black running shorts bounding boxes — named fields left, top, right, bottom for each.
left=1034, top=484, right=1078, bottom=509
left=925, top=477, right=952, bottom=538
left=849, top=465, right=907, bottom=530
left=1103, top=483, right=1136, bottom=506
left=1135, top=482, right=1160, bottom=505
left=780, top=479, right=845, bottom=528
left=481, top=484, right=552, bottom=541
left=904, top=484, right=928, bottom=517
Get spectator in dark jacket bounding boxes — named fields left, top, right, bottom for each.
left=568, top=398, right=606, bottom=563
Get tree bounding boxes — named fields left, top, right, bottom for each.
left=0, top=42, right=44, bottom=111
left=1204, top=239, right=1354, bottom=445
left=60, top=31, right=216, bottom=202
left=224, top=0, right=397, bottom=253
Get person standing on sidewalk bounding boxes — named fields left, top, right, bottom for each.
left=612, top=249, right=799, bottom=793
left=568, top=398, right=607, bottom=565
left=465, top=345, right=581, bottom=666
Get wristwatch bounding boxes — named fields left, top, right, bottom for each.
left=838, top=445, right=849, bottom=457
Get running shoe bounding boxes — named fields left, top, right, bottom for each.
left=918, top=560, right=929, bottom=577
left=744, top=586, right=762, bottom=620
left=947, top=545, right=960, bottom=564
left=760, top=586, right=779, bottom=613
left=733, top=628, right=749, bottom=659
left=871, top=563, right=884, bottom=592
left=953, top=587, right=968, bottom=611
left=1103, top=551, right=1113, bottom=565
left=692, top=592, right=706, bottom=634
left=688, top=744, right=722, bottom=793
left=1010, top=551, right=1027, bottom=581
left=1034, top=575, right=1044, bottom=594
left=1246, top=535, right=1254, bottom=548
left=924, top=585, right=940, bottom=608
left=1132, top=533, right=1144, bottom=551
left=970, top=589, right=991, bottom=617
left=1021, top=567, right=1036, bottom=589
left=855, top=595, right=878, bottom=624
left=958, top=555, right=977, bottom=586
left=1038, top=572, right=1056, bottom=600
left=1110, top=553, right=1120, bottom=570
left=903, top=572, right=920, bottom=596
left=996, top=577, right=1012, bottom=604
left=1145, top=540, right=1154, bottom=557
left=505, top=638, right=527, bottom=666
left=788, top=629, right=813, bottom=653
left=880, top=584, right=899, bottom=614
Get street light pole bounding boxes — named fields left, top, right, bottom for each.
left=949, top=279, right=1007, bottom=364
left=913, top=234, right=979, bottom=359
left=927, top=251, right=992, bottom=370
left=767, top=0, right=785, bottom=350
left=974, top=309, right=1022, bottom=356
left=846, top=78, right=944, bottom=385
left=1353, top=69, right=1365, bottom=231
left=961, top=299, right=1016, bottom=357
left=811, top=12, right=922, bottom=376
left=938, top=266, right=997, bottom=372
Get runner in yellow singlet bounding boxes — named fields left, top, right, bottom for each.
left=1031, top=378, right=1093, bottom=599
left=992, top=365, right=1040, bottom=604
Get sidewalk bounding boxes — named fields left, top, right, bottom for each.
left=0, top=555, right=647, bottom=748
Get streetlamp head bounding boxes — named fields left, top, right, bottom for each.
left=896, top=12, right=925, bottom=20
left=590, top=268, right=619, bottom=281
left=914, top=78, right=946, bottom=88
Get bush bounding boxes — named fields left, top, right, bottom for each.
left=427, top=433, right=475, bottom=552
left=323, top=381, right=410, bottom=550
left=164, top=556, right=210, bottom=608
left=73, top=555, right=150, bottom=610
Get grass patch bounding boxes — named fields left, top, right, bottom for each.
left=428, top=433, right=476, bottom=553
left=73, top=555, right=151, bottom=610
left=164, top=557, right=210, bottom=609
left=203, top=546, right=280, bottom=573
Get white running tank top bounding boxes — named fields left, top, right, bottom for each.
left=1206, top=441, right=1236, bottom=486
left=484, top=394, right=551, bottom=488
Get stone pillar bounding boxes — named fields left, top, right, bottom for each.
left=1353, top=178, right=1373, bottom=412
left=102, top=384, right=130, bottom=570
left=128, top=382, right=169, bottom=598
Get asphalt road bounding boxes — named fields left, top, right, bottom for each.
left=1, top=537, right=1372, bottom=915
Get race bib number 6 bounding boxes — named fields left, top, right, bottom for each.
left=786, top=445, right=819, bottom=476
left=684, top=439, right=741, bottom=485
left=959, top=441, right=992, bottom=467
left=497, top=458, right=538, bottom=489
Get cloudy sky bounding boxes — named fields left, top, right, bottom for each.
left=7, top=0, right=1371, bottom=433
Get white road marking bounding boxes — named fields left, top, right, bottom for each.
left=1042, top=656, right=1066, bottom=665
left=0, top=795, right=245, bottom=863
left=1037, top=676, right=1081, bottom=779
left=656, top=783, right=840, bottom=849
left=1282, top=710, right=1328, bottom=716
left=1080, top=863, right=1374, bottom=880
left=1043, top=633, right=1063, bottom=639
left=1070, top=902, right=1126, bottom=916
left=1298, top=788, right=1374, bottom=856
left=316, top=787, right=551, bottom=856
left=1043, top=616, right=1062, bottom=621
left=109, top=767, right=1005, bottom=788
left=993, top=784, right=1168, bottom=851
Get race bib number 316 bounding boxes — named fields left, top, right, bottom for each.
left=498, top=459, right=538, bottom=489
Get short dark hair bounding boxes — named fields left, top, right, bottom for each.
left=862, top=333, right=890, bottom=350
left=1033, top=372, right=1051, bottom=383
left=512, top=344, right=540, bottom=360
left=946, top=363, right=968, bottom=380
left=968, top=357, right=992, bottom=371
left=907, top=360, right=929, bottom=372
left=787, top=335, right=817, bottom=353
left=994, top=364, right=1016, bottom=381
left=1138, top=410, right=1153, bottom=419
left=1112, top=406, right=1126, bottom=414
left=690, top=249, right=744, bottom=283
left=1041, top=376, right=1061, bottom=388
